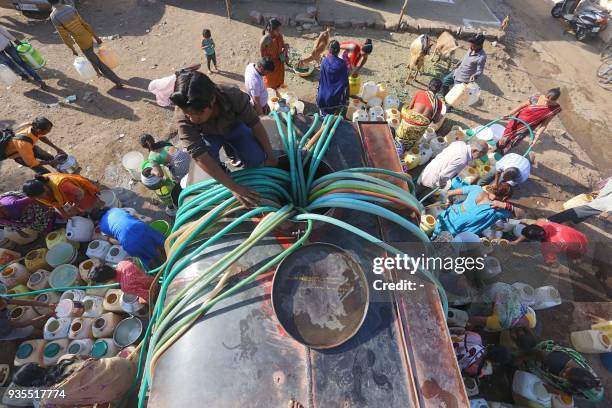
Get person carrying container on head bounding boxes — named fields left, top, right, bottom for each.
left=48, top=0, right=123, bottom=88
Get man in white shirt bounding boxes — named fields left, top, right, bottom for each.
left=244, top=57, right=275, bottom=116
left=477, top=152, right=531, bottom=187
left=419, top=140, right=489, bottom=189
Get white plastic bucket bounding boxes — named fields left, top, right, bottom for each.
left=121, top=151, right=144, bottom=180
left=99, top=189, right=121, bottom=208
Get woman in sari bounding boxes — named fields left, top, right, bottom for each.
left=259, top=18, right=287, bottom=90
left=433, top=182, right=515, bottom=237
left=22, top=173, right=101, bottom=218
left=316, top=40, right=349, bottom=115
left=467, top=282, right=537, bottom=332
left=518, top=340, right=604, bottom=402
left=0, top=191, right=56, bottom=233
left=496, top=87, right=562, bottom=155
left=395, top=78, right=443, bottom=149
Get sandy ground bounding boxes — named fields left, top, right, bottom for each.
left=0, top=0, right=610, bottom=404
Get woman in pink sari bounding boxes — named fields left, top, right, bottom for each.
left=497, top=88, right=562, bottom=154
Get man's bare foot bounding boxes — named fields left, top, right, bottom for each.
left=207, top=70, right=213, bottom=75
left=37, top=81, right=48, bottom=90
left=287, top=399, right=304, bottom=408
left=113, top=83, right=124, bottom=89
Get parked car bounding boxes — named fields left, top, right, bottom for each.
left=0, top=1, right=76, bottom=20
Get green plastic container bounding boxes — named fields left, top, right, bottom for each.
left=16, top=42, right=45, bottom=70
left=150, top=220, right=170, bottom=237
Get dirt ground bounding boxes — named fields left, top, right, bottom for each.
left=0, top=0, right=610, bottom=404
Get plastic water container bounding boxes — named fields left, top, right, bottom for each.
left=45, top=243, right=77, bottom=268
left=25, top=248, right=49, bottom=272
left=447, top=308, right=469, bottom=327
left=7, top=284, right=31, bottom=299
left=42, top=339, right=69, bottom=367
left=419, top=143, right=433, bottom=165
left=551, top=394, right=574, bottom=408
left=533, top=286, right=562, bottom=310
left=383, top=94, right=400, bottom=110
left=512, top=370, right=552, bottom=408
left=346, top=98, right=364, bottom=120
left=44, top=317, right=72, bottom=340
left=68, top=317, right=94, bottom=339
left=34, top=292, right=60, bottom=314
left=512, top=283, right=536, bottom=306
left=421, top=127, right=437, bottom=144
left=445, top=83, right=468, bottom=107
left=55, top=154, right=79, bottom=173
left=46, top=228, right=78, bottom=249
left=86, top=240, right=112, bottom=260
left=352, top=109, right=368, bottom=123
left=10, top=306, right=38, bottom=326
left=592, top=321, right=612, bottom=337
left=403, top=147, right=421, bottom=170
left=56, top=299, right=84, bottom=318
left=369, top=106, right=384, bottom=120
left=67, top=338, right=94, bottom=356
left=360, top=81, right=378, bottom=102
left=430, top=136, right=448, bottom=156
left=92, top=312, right=122, bottom=338
left=0, top=263, right=29, bottom=288
left=96, top=46, right=119, bottom=69
left=0, top=248, right=21, bottom=267
left=50, top=264, right=82, bottom=289
left=570, top=330, right=612, bottom=353
left=480, top=238, right=494, bottom=255
left=122, top=151, right=145, bottom=181
left=73, top=57, right=96, bottom=81
left=83, top=295, right=105, bottom=318
left=27, top=269, right=50, bottom=291
left=470, top=399, right=489, bottom=408
left=466, top=83, right=481, bottom=106
left=105, top=245, right=128, bottom=265
left=562, top=194, right=593, bottom=210
left=104, top=289, right=124, bottom=312
left=483, top=257, right=502, bottom=280
left=120, top=293, right=145, bottom=314
left=60, top=289, right=86, bottom=302
left=459, top=167, right=479, bottom=184
left=0, top=63, right=19, bottom=86
left=16, top=42, right=45, bottom=69
left=14, top=339, right=46, bottom=366
left=66, top=216, right=95, bottom=242
left=419, top=214, right=436, bottom=237
left=99, top=189, right=121, bottom=208
left=78, top=259, right=96, bottom=281
left=348, top=74, right=361, bottom=97
left=385, top=107, right=400, bottom=121
left=90, top=338, right=119, bottom=358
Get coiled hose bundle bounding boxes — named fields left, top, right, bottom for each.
left=130, top=112, right=448, bottom=407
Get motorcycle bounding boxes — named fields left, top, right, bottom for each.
left=0, top=1, right=76, bottom=20
left=551, top=0, right=609, bottom=41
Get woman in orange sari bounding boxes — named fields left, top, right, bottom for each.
left=22, top=173, right=102, bottom=218
left=496, top=87, right=562, bottom=155
left=259, top=18, right=287, bottom=89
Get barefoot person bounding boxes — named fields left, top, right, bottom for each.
left=48, top=0, right=123, bottom=88
left=260, top=18, right=287, bottom=90
left=0, top=297, right=56, bottom=341
left=316, top=40, right=349, bottom=115
left=497, top=88, right=562, bottom=155
left=244, top=57, right=275, bottom=116
left=396, top=78, right=444, bottom=148
left=171, top=70, right=277, bottom=207
left=549, top=177, right=611, bottom=224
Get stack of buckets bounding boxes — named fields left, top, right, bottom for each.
left=349, top=81, right=401, bottom=127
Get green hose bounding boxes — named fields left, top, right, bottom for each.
left=134, top=113, right=449, bottom=407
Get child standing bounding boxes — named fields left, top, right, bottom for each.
left=201, top=29, right=217, bottom=74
